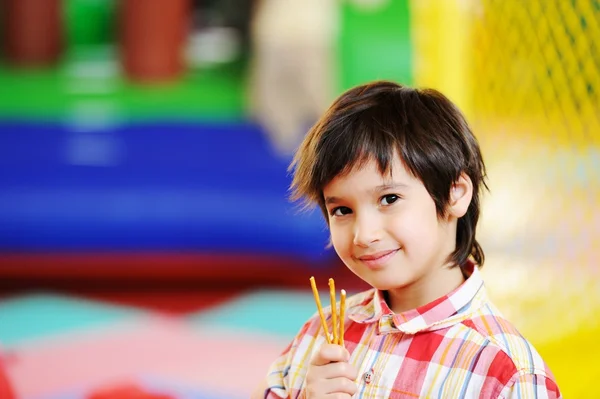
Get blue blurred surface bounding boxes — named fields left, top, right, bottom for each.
left=0, top=120, right=331, bottom=261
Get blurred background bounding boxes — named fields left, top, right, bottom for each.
left=0, top=0, right=597, bottom=398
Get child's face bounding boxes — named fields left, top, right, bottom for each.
left=323, top=154, right=459, bottom=295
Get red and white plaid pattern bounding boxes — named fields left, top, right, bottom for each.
left=264, top=265, right=561, bottom=398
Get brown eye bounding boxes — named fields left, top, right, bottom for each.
left=380, top=194, right=399, bottom=206
left=331, top=206, right=352, bottom=216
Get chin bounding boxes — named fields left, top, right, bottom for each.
left=361, top=276, right=406, bottom=291
left=368, top=271, right=418, bottom=291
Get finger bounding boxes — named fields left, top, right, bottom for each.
left=309, top=360, right=359, bottom=381
left=305, top=387, right=354, bottom=399
left=311, top=344, right=350, bottom=366
left=321, top=376, right=358, bottom=396
left=304, top=376, right=357, bottom=399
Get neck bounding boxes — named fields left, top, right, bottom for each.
left=385, top=263, right=466, bottom=314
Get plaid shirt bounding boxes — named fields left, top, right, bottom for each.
left=264, top=265, right=561, bottom=398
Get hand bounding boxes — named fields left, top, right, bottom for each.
left=305, top=344, right=358, bottom=398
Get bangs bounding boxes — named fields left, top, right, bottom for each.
left=313, top=105, right=403, bottom=193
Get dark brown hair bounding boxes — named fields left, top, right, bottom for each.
left=289, top=81, right=488, bottom=268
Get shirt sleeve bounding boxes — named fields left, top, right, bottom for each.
left=263, top=315, right=324, bottom=399
left=501, top=371, right=561, bottom=399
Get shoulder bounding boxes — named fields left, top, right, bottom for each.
left=461, top=303, right=546, bottom=371
left=458, top=302, right=559, bottom=395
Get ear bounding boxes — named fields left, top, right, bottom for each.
left=448, top=172, right=473, bottom=218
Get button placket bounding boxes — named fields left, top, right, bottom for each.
left=355, top=331, right=384, bottom=395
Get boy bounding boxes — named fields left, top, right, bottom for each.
left=252, top=81, right=561, bottom=398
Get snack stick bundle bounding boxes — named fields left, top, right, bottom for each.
left=309, top=276, right=346, bottom=346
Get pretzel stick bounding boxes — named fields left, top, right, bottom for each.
left=329, top=278, right=338, bottom=345
left=339, top=289, right=346, bottom=347
left=309, top=276, right=331, bottom=344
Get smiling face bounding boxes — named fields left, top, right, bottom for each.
left=323, top=154, right=471, bottom=311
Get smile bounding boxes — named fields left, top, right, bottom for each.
left=356, top=249, right=399, bottom=269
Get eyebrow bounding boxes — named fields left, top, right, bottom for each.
left=324, top=183, right=409, bottom=205
left=375, top=183, right=409, bottom=191
left=325, top=196, right=342, bottom=205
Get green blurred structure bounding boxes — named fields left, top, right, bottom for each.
left=0, top=0, right=413, bottom=122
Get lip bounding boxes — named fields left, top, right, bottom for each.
left=356, top=249, right=399, bottom=269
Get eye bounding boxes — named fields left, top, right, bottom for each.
left=330, top=206, right=352, bottom=217
left=380, top=194, right=399, bottom=206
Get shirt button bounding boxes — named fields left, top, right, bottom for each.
left=363, top=369, right=374, bottom=384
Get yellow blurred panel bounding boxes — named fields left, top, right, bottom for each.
left=411, top=0, right=600, bottom=396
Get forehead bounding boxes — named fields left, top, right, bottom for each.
left=323, top=155, right=413, bottom=193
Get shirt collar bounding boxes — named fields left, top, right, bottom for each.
left=347, top=262, right=487, bottom=334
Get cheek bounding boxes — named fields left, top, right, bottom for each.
left=389, top=206, right=440, bottom=245
left=329, top=225, right=351, bottom=257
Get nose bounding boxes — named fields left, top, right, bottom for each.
left=353, top=213, right=381, bottom=247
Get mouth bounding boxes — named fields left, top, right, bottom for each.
left=356, top=249, right=400, bottom=269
